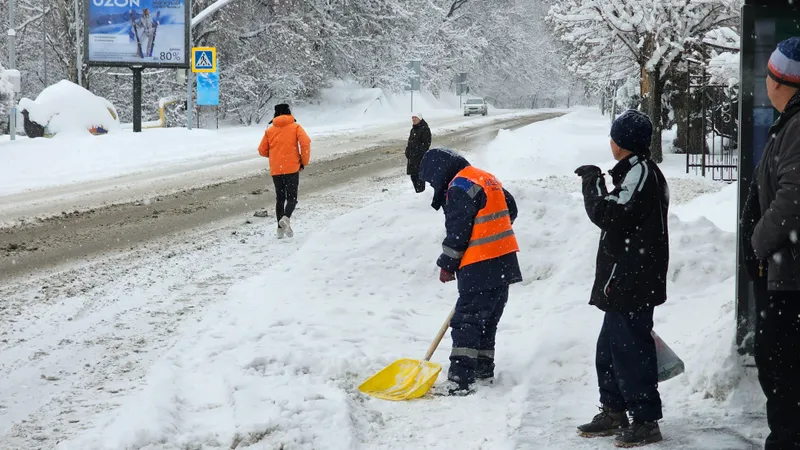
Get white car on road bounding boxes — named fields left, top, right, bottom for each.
left=464, top=98, right=488, bottom=116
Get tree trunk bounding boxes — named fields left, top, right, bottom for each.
left=675, top=92, right=707, bottom=155
left=640, top=66, right=651, bottom=114
left=644, top=68, right=665, bottom=163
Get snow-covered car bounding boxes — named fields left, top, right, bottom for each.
left=18, top=80, right=119, bottom=138
left=464, top=98, right=488, bottom=116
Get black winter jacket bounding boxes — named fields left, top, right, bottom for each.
left=580, top=154, right=670, bottom=312
left=751, top=92, right=800, bottom=291
left=406, top=120, right=432, bottom=176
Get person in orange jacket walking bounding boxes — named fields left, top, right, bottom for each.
left=258, top=103, right=311, bottom=238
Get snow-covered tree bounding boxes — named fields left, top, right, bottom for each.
left=549, top=0, right=739, bottom=162
left=0, top=0, right=580, bottom=127
left=704, top=26, right=740, bottom=88
left=0, top=62, right=12, bottom=125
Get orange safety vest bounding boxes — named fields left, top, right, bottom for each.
left=451, top=166, right=520, bottom=269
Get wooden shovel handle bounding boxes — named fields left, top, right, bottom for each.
left=424, top=305, right=456, bottom=361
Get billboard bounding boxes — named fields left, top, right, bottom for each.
left=197, top=71, right=219, bottom=106
left=736, top=2, right=800, bottom=355
left=85, top=0, right=190, bottom=68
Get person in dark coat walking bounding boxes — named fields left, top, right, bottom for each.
left=406, top=113, right=432, bottom=193
left=418, top=148, right=522, bottom=396
left=744, top=37, right=800, bottom=450
left=574, top=109, right=669, bottom=448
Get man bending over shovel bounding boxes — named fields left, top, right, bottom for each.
left=418, top=148, right=523, bottom=396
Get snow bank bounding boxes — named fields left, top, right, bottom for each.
left=472, top=107, right=615, bottom=181
left=287, top=80, right=463, bottom=132
left=673, top=182, right=738, bottom=232
left=18, top=80, right=120, bottom=136
left=0, top=127, right=231, bottom=196
left=59, top=109, right=766, bottom=449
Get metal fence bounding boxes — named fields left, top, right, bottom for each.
left=685, top=61, right=739, bottom=182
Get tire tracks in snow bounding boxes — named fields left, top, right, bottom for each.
left=0, top=113, right=562, bottom=283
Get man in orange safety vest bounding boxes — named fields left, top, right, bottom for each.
left=418, top=148, right=523, bottom=396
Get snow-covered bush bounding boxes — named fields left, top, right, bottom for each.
left=18, top=80, right=120, bottom=136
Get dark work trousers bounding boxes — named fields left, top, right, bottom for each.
left=272, top=172, right=299, bottom=222
left=410, top=173, right=426, bottom=193
left=448, top=285, right=509, bottom=386
left=755, top=290, right=800, bottom=450
left=596, top=309, right=663, bottom=422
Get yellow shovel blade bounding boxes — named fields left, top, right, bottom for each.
left=358, top=358, right=442, bottom=401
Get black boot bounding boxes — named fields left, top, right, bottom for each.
left=614, top=421, right=662, bottom=447
left=577, top=406, right=630, bottom=437
left=431, top=380, right=475, bottom=397
left=476, top=356, right=494, bottom=384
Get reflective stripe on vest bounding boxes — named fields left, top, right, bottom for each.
left=450, top=166, right=520, bottom=269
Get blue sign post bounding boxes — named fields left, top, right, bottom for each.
left=197, top=71, right=219, bottom=106
left=194, top=46, right=218, bottom=108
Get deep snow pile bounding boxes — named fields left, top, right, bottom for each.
left=56, top=110, right=765, bottom=449
left=18, top=80, right=120, bottom=136
left=290, top=80, right=465, bottom=131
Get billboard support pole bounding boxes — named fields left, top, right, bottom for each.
left=132, top=66, right=143, bottom=133
left=186, top=0, right=194, bottom=130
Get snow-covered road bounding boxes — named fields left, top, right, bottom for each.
left=0, top=110, right=546, bottom=225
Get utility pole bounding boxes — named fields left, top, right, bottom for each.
left=186, top=0, right=193, bottom=130
left=8, top=0, right=17, bottom=140
left=75, top=0, right=82, bottom=86
left=43, top=5, right=47, bottom=86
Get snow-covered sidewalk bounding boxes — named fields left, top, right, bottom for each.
left=15, top=109, right=766, bottom=449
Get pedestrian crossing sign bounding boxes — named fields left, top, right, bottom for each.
left=192, top=47, right=216, bottom=73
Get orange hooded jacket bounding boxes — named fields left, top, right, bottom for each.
left=258, top=115, right=311, bottom=176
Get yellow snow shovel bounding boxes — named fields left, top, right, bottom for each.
left=358, top=306, right=456, bottom=401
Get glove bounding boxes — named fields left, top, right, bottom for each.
left=574, top=165, right=602, bottom=178
left=439, top=268, right=455, bottom=283
left=299, top=164, right=305, bottom=172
